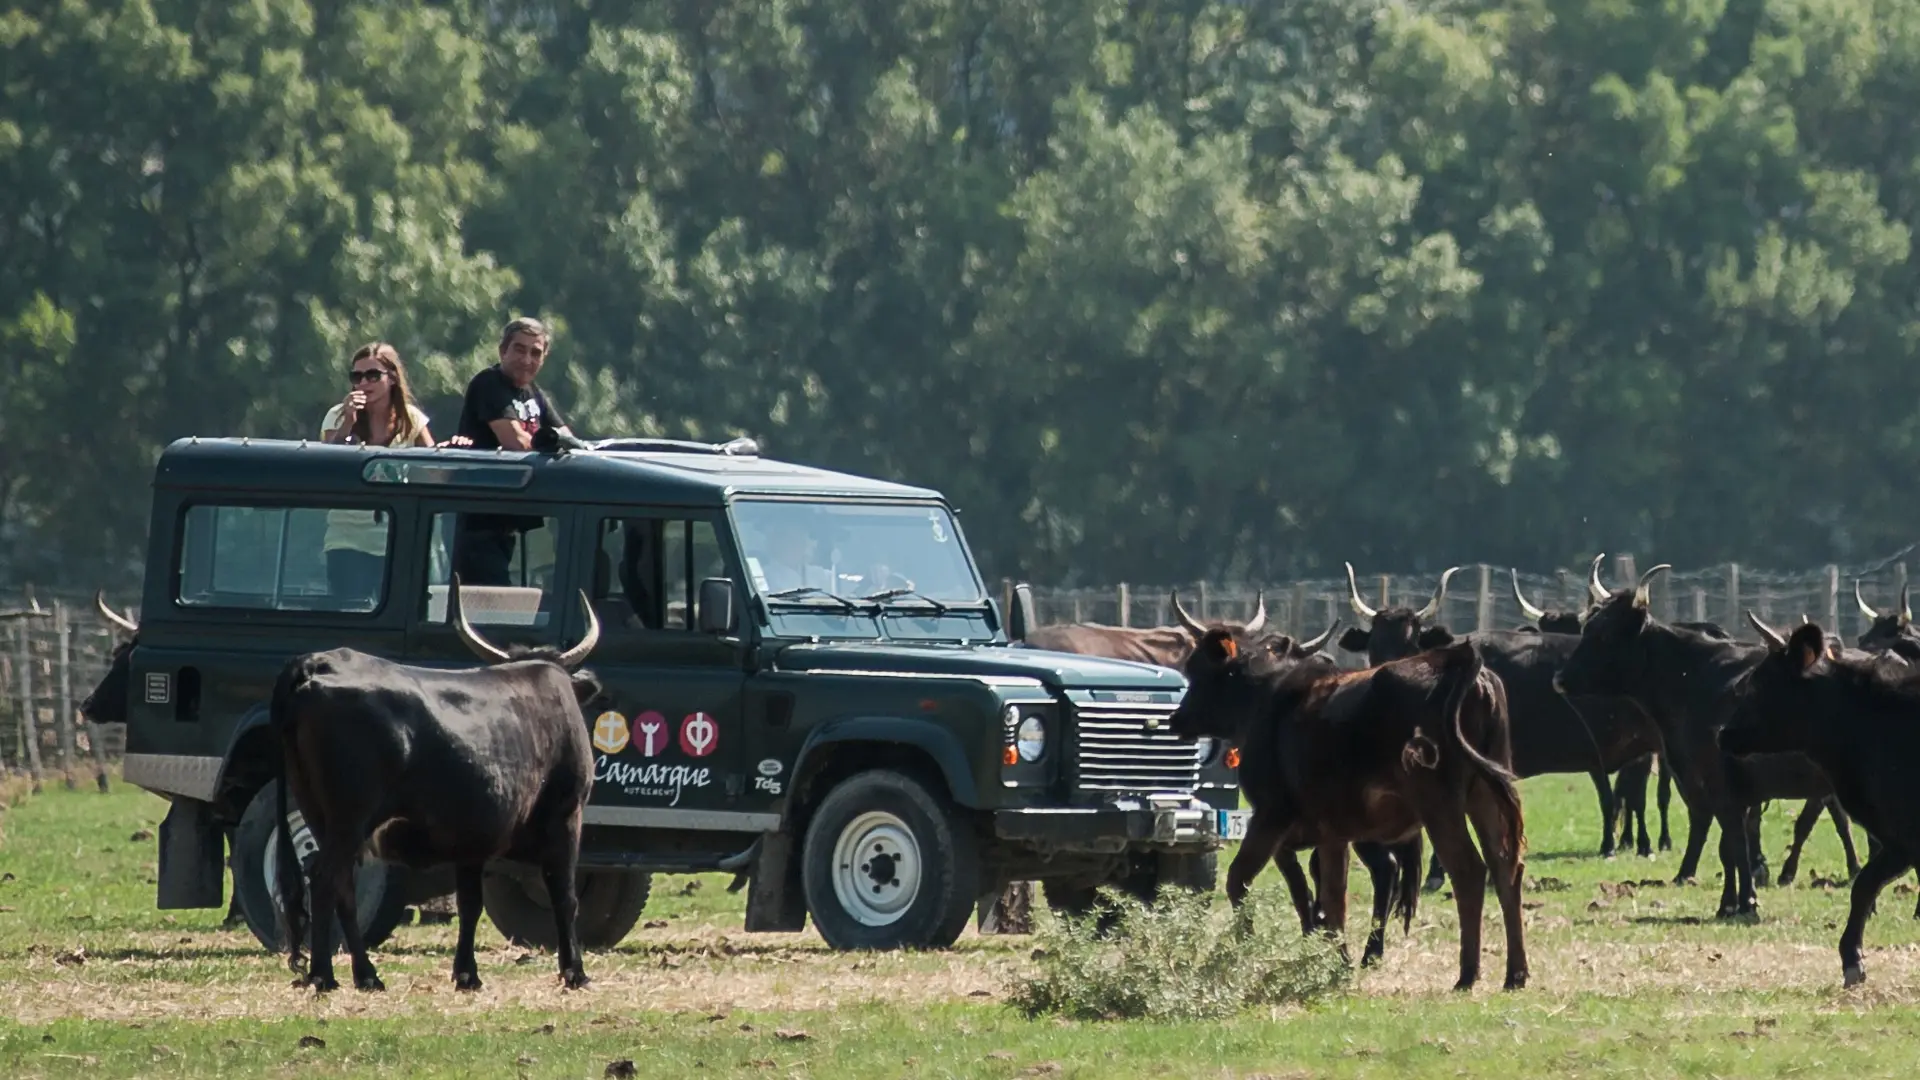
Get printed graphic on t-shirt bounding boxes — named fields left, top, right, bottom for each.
left=507, top=394, right=542, bottom=441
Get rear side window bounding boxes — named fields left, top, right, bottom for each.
left=176, top=504, right=392, bottom=613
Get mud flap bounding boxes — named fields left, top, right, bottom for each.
left=977, top=881, right=1034, bottom=935
left=157, top=798, right=225, bottom=909
left=743, top=830, right=808, bottom=932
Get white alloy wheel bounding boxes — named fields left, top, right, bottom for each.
left=830, top=810, right=923, bottom=927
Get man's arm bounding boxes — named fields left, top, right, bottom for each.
left=486, top=418, right=535, bottom=451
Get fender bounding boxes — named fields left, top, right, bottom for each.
left=212, top=702, right=277, bottom=807
left=794, top=717, right=982, bottom=808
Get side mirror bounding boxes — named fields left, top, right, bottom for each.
left=697, top=578, right=737, bottom=635
left=1009, top=583, right=1037, bottom=641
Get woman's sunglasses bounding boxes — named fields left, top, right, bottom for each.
left=349, top=369, right=388, bottom=383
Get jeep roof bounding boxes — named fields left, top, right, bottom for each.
left=153, top=436, right=944, bottom=506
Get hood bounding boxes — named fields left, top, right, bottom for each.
left=773, top=641, right=1187, bottom=691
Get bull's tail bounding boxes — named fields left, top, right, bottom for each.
left=1434, top=645, right=1526, bottom=865
left=270, top=657, right=322, bottom=973
left=1395, top=835, right=1421, bottom=934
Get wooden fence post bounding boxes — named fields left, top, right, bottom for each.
left=16, top=620, right=40, bottom=794
left=1117, top=583, right=1130, bottom=628
left=1726, top=563, right=1741, bottom=630
left=1196, top=580, right=1209, bottom=621
left=1475, top=565, right=1492, bottom=631
left=86, top=628, right=111, bottom=793
left=1290, top=583, right=1307, bottom=639
left=1376, top=574, right=1390, bottom=611
left=1693, top=587, right=1707, bottom=623
left=1826, top=565, right=1841, bottom=636
left=56, top=601, right=75, bottom=789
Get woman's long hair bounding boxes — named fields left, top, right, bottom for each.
left=349, top=341, right=422, bottom=446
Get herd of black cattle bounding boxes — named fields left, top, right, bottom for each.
left=74, top=555, right=1920, bottom=997
left=1028, top=554, right=1920, bottom=992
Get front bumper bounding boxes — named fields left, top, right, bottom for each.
left=994, top=797, right=1251, bottom=854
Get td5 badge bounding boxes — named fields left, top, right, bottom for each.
left=754, top=757, right=783, bottom=795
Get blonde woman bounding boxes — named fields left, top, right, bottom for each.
left=319, top=342, right=433, bottom=606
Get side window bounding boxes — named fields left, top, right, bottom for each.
left=422, top=510, right=561, bottom=628
left=593, top=518, right=725, bottom=631
left=176, top=504, right=392, bottom=613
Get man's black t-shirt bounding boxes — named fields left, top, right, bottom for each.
left=457, top=364, right=566, bottom=451
left=455, top=364, right=566, bottom=546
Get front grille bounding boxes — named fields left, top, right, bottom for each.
left=1071, top=699, right=1201, bottom=794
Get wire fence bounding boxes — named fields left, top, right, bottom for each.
left=8, top=546, right=1919, bottom=786
left=0, top=586, right=133, bottom=793
left=1016, top=547, right=1920, bottom=668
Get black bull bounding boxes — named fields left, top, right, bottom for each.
left=1169, top=632, right=1530, bottom=992
left=273, top=577, right=605, bottom=993
left=1338, top=561, right=1667, bottom=892
left=1554, top=565, right=1906, bottom=918
left=1018, top=591, right=1422, bottom=964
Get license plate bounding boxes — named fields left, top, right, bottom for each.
left=1218, top=810, right=1251, bottom=841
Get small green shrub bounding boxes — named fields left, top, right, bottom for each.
left=1006, top=886, right=1353, bottom=1022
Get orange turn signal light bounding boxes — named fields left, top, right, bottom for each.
left=1225, top=747, right=1241, bottom=769
left=1002, top=745, right=1020, bottom=766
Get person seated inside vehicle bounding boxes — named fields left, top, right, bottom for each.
left=748, top=518, right=846, bottom=596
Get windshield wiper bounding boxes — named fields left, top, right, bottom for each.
left=765, top=585, right=862, bottom=612
left=862, top=587, right=951, bottom=615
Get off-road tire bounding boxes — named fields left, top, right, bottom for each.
left=801, top=769, right=980, bottom=950
left=481, top=867, right=652, bottom=951
left=229, top=780, right=409, bottom=954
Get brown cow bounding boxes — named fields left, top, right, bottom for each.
left=1020, top=591, right=1282, bottom=668
left=1170, top=632, right=1529, bottom=991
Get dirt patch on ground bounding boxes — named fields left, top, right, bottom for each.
left=10, top=918, right=1920, bottom=1022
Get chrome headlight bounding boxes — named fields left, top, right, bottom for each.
left=1016, top=714, right=1046, bottom=762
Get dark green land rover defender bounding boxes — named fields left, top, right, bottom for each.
left=103, top=435, right=1244, bottom=953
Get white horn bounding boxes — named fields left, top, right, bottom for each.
left=1857, top=579, right=1879, bottom=620
left=1633, top=564, right=1672, bottom=609
left=1169, top=589, right=1208, bottom=637
left=1345, top=562, right=1378, bottom=620
left=1511, top=569, right=1546, bottom=622
left=95, top=591, right=138, bottom=634
left=1903, top=584, right=1912, bottom=626
left=1746, top=609, right=1787, bottom=650
left=1415, top=566, right=1460, bottom=622
left=1243, top=590, right=1268, bottom=635
left=1588, top=553, right=1609, bottom=605
left=1297, top=619, right=1339, bottom=653
left=554, top=590, right=602, bottom=669
left=449, top=575, right=513, bottom=664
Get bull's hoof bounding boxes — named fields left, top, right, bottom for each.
left=454, top=971, right=483, bottom=993
left=1672, top=873, right=1697, bottom=887
left=1659, top=838, right=1672, bottom=852
left=1423, top=877, right=1446, bottom=894
left=1776, top=867, right=1799, bottom=887
left=1843, top=963, right=1867, bottom=988
left=1451, top=976, right=1477, bottom=992
left=1504, top=971, right=1529, bottom=991
left=305, top=974, right=340, bottom=993
left=561, top=969, right=591, bottom=991
left=354, top=974, right=386, bottom=993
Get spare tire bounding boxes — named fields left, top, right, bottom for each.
left=481, top=866, right=652, bottom=951
left=229, top=780, right=409, bottom=954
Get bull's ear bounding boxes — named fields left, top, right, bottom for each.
left=1417, top=627, right=1455, bottom=649
left=1202, top=627, right=1239, bottom=662
left=1261, top=635, right=1298, bottom=658
left=1337, top=628, right=1370, bottom=653
left=1786, top=623, right=1825, bottom=674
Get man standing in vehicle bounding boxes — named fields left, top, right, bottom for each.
left=451, top=317, right=583, bottom=585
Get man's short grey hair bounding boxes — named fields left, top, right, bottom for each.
left=498, top=316, right=549, bottom=350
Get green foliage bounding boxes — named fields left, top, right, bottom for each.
left=8, top=0, right=1920, bottom=585
left=1007, top=887, right=1352, bottom=1021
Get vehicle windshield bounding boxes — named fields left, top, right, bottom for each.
left=732, top=500, right=984, bottom=605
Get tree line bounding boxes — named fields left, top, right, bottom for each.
left=6, top=0, right=1919, bottom=591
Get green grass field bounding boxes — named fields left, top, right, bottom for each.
left=6, top=769, right=1920, bottom=1078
